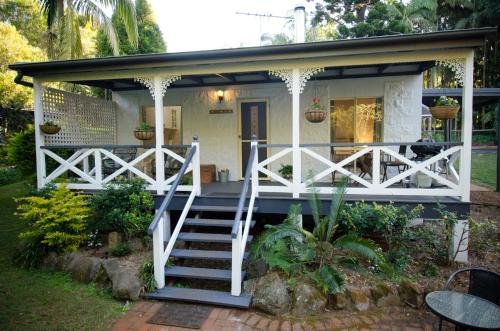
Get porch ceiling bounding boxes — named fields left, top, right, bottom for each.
left=69, top=61, right=436, bottom=91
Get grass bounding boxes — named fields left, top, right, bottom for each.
left=471, top=152, right=497, bottom=189
left=0, top=181, right=127, bottom=331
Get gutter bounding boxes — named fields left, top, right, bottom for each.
left=14, top=71, right=33, bottom=88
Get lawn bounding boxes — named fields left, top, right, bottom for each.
left=0, top=182, right=126, bottom=331
left=471, top=152, right=497, bottom=189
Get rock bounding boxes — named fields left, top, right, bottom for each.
left=371, top=282, right=400, bottom=307
left=346, top=286, right=371, bottom=311
left=64, top=252, right=102, bottom=283
left=291, top=282, right=327, bottom=316
left=244, top=258, right=268, bottom=279
left=103, top=259, right=142, bottom=300
left=252, top=272, right=291, bottom=315
left=398, top=280, right=424, bottom=308
left=422, top=279, right=444, bottom=296
left=329, top=291, right=350, bottom=310
left=243, top=278, right=259, bottom=296
left=42, top=252, right=63, bottom=269
left=108, top=232, right=122, bottom=249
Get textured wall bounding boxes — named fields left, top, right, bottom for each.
left=113, top=75, right=423, bottom=181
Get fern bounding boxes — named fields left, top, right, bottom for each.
left=309, top=265, right=344, bottom=294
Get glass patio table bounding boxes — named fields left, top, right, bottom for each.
left=425, top=290, right=500, bottom=330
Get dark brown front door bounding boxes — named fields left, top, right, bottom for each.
left=239, top=100, right=268, bottom=178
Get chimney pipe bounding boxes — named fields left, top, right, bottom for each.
left=294, top=4, right=306, bottom=43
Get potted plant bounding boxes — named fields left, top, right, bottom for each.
left=430, top=96, right=460, bottom=120
left=218, top=168, right=229, bottom=183
left=305, top=97, right=326, bottom=123
left=134, top=122, right=155, bottom=140
left=278, top=164, right=292, bottom=180
left=39, top=121, right=61, bottom=134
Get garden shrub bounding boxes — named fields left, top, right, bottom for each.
left=4, top=126, right=36, bottom=175
left=110, top=243, right=131, bottom=257
left=14, top=185, right=90, bottom=268
left=339, top=202, right=423, bottom=249
left=0, top=167, right=22, bottom=185
left=251, top=179, right=385, bottom=294
left=139, top=257, right=156, bottom=292
left=89, top=177, right=154, bottom=238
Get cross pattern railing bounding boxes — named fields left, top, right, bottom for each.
left=254, top=142, right=464, bottom=197
left=40, top=144, right=195, bottom=192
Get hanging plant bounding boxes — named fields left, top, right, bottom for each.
left=134, top=122, right=155, bottom=140
left=305, top=97, right=326, bottom=123
left=430, top=96, right=460, bottom=120
left=40, top=121, right=61, bottom=135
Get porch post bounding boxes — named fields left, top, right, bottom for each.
left=292, top=68, right=301, bottom=198
left=153, top=76, right=165, bottom=195
left=33, top=79, right=46, bottom=189
left=459, top=51, right=474, bottom=202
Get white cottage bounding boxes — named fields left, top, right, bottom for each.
left=9, top=12, right=497, bottom=306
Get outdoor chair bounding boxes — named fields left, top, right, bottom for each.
left=357, top=153, right=372, bottom=179
left=102, top=147, right=137, bottom=177
left=151, top=146, right=188, bottom=179
left=381, top=145, right=409, bottom=182
left=438, top=267, right=500, bottom=329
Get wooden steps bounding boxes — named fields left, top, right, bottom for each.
left=190, top=205, right=258, bottom=213
left=177, top=232, right=253, bottom=244
left=184, top=217, right=256, bottom=228
left=164, top=266, right=244, bottom=281
left=144, top=286, right=252, bottom=308
left=170, top=248, right=249, bottom=261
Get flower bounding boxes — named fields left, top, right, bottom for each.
left=306, top=97, right=324, bottom=112
left=434, top=96, right=459, bottom=107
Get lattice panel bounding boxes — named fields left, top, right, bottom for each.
left=42, top=88, right=117, bottom=145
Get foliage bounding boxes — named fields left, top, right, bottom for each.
left=110, top=242, right=131, bottom=257
left=278, top=164, right=293, bottom=178
left=251, top=178, right=384, bottom=294
left=339, top=201, right=423, bottom=249
left=135, top=121, right=153, bottom=131
left=38, top=0, right=138, bottom=59
left=306, top=97, right=324, bottom=112
left=15, top=185, right=89, bottom=268
left=89, top=177, right=153, bottom=238
left=0, top=22, right=45, bottom=111
left=434, top=96, right=459, bottom=107
left=469, top=218, right=499, bottom=255
left=0, top=167, right=22, bottom=186
left=41, top=120, right=59, bottom=127
left=4, top=126, right=36, bottom=175
left=138, top=257, right=156, bottom=292
left=96, top=0, right=165, bottom=57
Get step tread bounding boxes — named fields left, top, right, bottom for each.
left=143, top=286, right=252, bottom=308
left=171, top=249, right=249, bottom=260
left=185, top=218, right=256, bottom=228
left=177, top=232, right=253, bottom=243
left=190, top=205, right=258, bottom=212
left=164, top=266, right=244, bottom=281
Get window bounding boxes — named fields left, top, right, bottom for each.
left=330, top=98, right=383, bottom=143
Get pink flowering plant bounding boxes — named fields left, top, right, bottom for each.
left=306, top=97, right=324, bottom=111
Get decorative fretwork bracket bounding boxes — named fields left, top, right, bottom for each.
left=436, top=58, right=465, bottom=86
left=134, top=75, right=182, bottom=99
left=269, top=67, right=324, bottom=94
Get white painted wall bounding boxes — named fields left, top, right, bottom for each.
left=113, top=75, right=422, bottom=181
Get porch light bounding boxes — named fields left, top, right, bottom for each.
left=217, top=90, right=224, bottom=103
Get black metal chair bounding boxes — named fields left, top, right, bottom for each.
left=381, top=145, right=409, bottom=182
left=438, top=267, right=500, bottom=330
left=151, top=147, right=188, bottom=179
left=102, top=147, right=137, bottom=176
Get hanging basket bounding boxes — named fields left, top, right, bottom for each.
left=430, top=106, right=460, bottom=120
left=40, top=124, right=61, bottom=135
left=134, top=130, right=155, bottom=140
left=305, top=110, right=326, bottom=123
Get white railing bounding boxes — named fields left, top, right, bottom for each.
left=255, top=142, right=464, bottom=198
left=231, top=139, right=258, bottom=296
left=39, top=144, right=195, bottom=193
left=149, top=138, right=200, bottom=289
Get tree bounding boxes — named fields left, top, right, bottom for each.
left=96, top=0, right=165, bottom=56
left=385, top=0, right=437, bottom=33
left=37, top=0, right=138, bottom=59
left=0, top=0, right=48, bottom=51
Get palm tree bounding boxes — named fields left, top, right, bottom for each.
left=386, top=0, right=438, bottom=33
left=251, top=178, right=385, bottom=293
left=38, top=0, right=138, bottom=59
